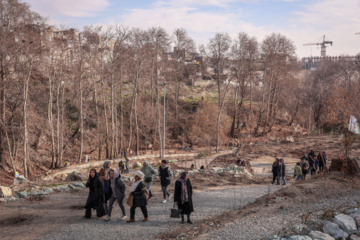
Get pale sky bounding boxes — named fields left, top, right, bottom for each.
left=23, top=0, right=360, bottom=58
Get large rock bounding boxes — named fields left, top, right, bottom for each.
left=288, top=236, right=312, bottom=240
left=0, top=186, right=12, bottom=198
left=308, top=231, right=335, bottom=240
left=268, top=236, right=287, bottom=240
left=72, top=182, right=86, bottom=188
left=18, top=192, right=29, bottom=199
left=0, top=198, right=6, bottom=204
left=43, top=188, right=53, bottom=195
left=292, top=224, right=310, bottom=235
left=334, top=214, right=357, bottom=233
left=54, top=185, right=70, bottom=192
left=30, top=190, right=45, bottom=196
left=349, top=234, right=360, bottom=240
left=133, top=162, right=141, bottom=168
left=13, top=175, right=27, bottom=185
left=66, top=171, right=84, bottom=181
left=323, top=221, right=348, bottom=239
left=286, top=136, right=295, bottom=143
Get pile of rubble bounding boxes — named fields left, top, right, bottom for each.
left=173, top=164, right=253, bottom=178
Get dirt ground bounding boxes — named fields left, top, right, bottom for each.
left=1, top=135, right=360, bottom=240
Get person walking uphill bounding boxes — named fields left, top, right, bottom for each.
left=271, top=158, right=279, bottom=184
left=105, top=169, right=127, bottom=221
left=294, top=162, right=303, bottom=182
left=127, top=171, right=149, bottom=223
left=158, top=160, right=173, bottom=203
left=84, top=169, right=104, bottom=219
left=141, top=161, right=157, bottom=199
left=174, top=172, right=194, bottom=224
left=277, top=159, right=286, bottom=185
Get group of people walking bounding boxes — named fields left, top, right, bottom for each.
left=84, top=159, right=194, bottom=224
left=271, top=150, right=328, bottom=184
left=294, top=150, right=328, bottom=181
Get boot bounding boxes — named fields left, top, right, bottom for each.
left=181, top=214, right=184, bottom=224
left=187, top=214, right=193, bottom=224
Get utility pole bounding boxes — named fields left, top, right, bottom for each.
left=159, top=81, right=167, bottom=160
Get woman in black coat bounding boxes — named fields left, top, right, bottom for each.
left=174, top=171, right=194, bottom=224
left=127, top=171, right=148, bottom=223
left=271, top=158, right=279, bottom=184
left=84, top=168, right=104, bottom=218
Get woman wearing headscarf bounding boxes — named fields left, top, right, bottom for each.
left=104, top=169, right=127, bottom=221
left=127, top=170, right=149, bottom=223
left=174, top=171, right=194, bottom=224
left=84, top=168, right=103, bottom=219
left=141, top=161, right=157, bottom=199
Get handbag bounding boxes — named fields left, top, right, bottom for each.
left=96, top=202, right=108, bottom=218
left=145, top=177, right=152, bottom=183
left=127, top=193, right=134, bottom=207
left=170, top=204, right=180, bottom=218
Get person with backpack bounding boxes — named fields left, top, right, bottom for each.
left=314, top=156, right=319, bottom=174
left=127, top=171, right=149, bottom=223
left=276, top=158, right=286, bottom=185
left=308, top=156, right=315, bottom=175
left=118, top=160, right=125, bottom=174
left=105, top=169, right=127, bottom=221
left=294, top=162, right=303, bottom=182
left=158, top=160, right=173, bottom=203
left=174, top=171, right=194, bottom=224
left=300, top=157, right=309, bottom=181
left=271, top=158, right=279, bottom=184
left=84, top=169, right=104, bottom=219
left=141, top=161, right=157, bottom=199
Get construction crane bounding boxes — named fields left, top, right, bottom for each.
left=303, top=35, right=333, bottom=57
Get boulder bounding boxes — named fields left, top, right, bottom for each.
left=43, top=188, right=53, bottom=195
left=72, top=182, right=86, bottom=188
left=323, top=221, right=348, bottom=239
left=211, top=167, right=224, bottom=173
left=349, top=234, right=360, bottom=240
left=268, top=235, right=286, bottom=240
left=308, top=231, right=335, bottom=240
left=291, top=224, right=310, bottom=235
left=0, top=198, right=6, bottom=204
left=54, top=185, right=70, bottom=192
left=334, top=214, right=357, bottom=233
left=133, top=162, right=141, bottom=168
left=13, top=175, right=27, bottom=185
left=30, top=190, right=45, bottom=196
left=18, top=192, right=29, bottom=199
left=351, top=214, right=360, bottom=228
left=5, top=196, right=18, bottom=203
left=0, top=186, right=12, bottom=198
left=288, top=236, right=312, bottom=240
left=286, top=136, right=295, bottom=143
left=66, top=171, right=84, bottom=181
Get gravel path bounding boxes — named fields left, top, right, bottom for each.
left=197, top=189, right=360, bottom=240
left=39, top=184, right=284, bottom=240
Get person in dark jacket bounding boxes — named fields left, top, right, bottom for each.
left=318, top=152, right=325, bottom=172
left=308, top=156, right=315, bottom=175
left=300, top=157, right=309, bottom=181
left=127, top=171, right=148, bottom=223
left=276, top=159, right=286, bottom=185
left=105, top=169, right=127, bottom=221
left=174, top=171, right=194, bottom=224
left=84, top=169, right=104, bottom=219
left=158, top=160, right=173, bottom=203
left=271, top=158, right=279, bottom=184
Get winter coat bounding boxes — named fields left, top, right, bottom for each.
left=141, top=161, right=157, bottom=183
left=131, top=181, right=148, bottom=207
left=158, top=165, right=173, bottom=187
left=295, top=165, right=302, bottom=176
left=277, top=163, right=286, bottom=177
left=107, top=172, right=126, bottom=201
left=301, top=161, right=309, bottom=174
left=272, top=161, right=279, bottom=174
left=323, top=154, right=328, bottom=165
left=318, top=154, right=324, bottom=166
left=85, top=173, right=103, bottom=209
left=174, top=178, right=194, bottom=214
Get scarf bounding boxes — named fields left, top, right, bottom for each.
left=177, top=178, right=188, bottom=204
left=130, top=180, right=141, bottom=192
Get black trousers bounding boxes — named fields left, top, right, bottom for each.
left=130, top=206, right=148, bottom=219
left=272, top=172, right=277, bottom=183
